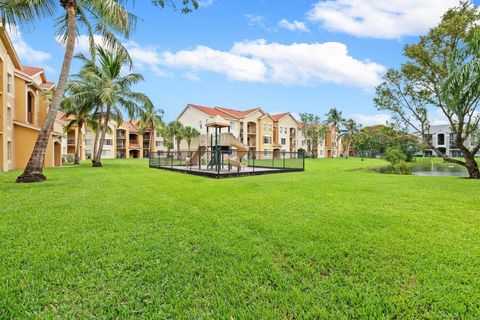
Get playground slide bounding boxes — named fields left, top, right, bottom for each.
left=225, top=134, right=249, bottom=169
left=186, top=147, right=206, bottom=166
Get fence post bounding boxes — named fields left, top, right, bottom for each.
left=253, top=152, right=255, bottom=173
left=272, top=151, right=274, bottom=168
left=283, top=152, right=286, bottom=169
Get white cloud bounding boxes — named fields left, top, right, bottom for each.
left=198, top=0, right=214, bottom=7
left=160, top=39, right=385, bottom=88
left=6, top=25, right=52, bottom=65
left=307, top=0, right=460, bottom=39
left=162, top=45, right=267, bottom=82
left=245, top=14, right=267, bottom=28
left=278, top=19, right=309, bottom=32
left=351, top=113, right=391, bottom=126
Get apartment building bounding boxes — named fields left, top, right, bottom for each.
left=0, top=22, right=66, bottom=172
left=298, top=124, right=339, bottom=158
left=176, top=103, right=339, bottom=157
left=424, top=124, right=480, bottom=157
left=81, top=120, right=165, bottom=160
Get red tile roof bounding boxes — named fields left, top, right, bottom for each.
left=127, top=120, right=139, bottom=133
left=21, top=66, right=43, bottom=77
left=215, top=107, right=260, bottom=117
left=188, top=104, right=262, bottom=119
left=271, top=112, right=290, bottom=121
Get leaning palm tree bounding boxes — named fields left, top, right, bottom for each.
left=1, top=0, right=198, bottom=183
left=137, top=102, right=165, bottom=156
left=325, top=108, right=345, bottom=157
left=69, top=46, right=153, bottom=167
left=182, top=126, right=200, bottom=150
left=340, top=119, right=361, bottom=158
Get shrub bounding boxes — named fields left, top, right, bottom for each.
left=385, top=147, right=407, bottom=165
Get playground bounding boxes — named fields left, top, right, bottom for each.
left=150, top=116, right=304, bottom=178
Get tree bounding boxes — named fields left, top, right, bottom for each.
left=340, top=119, right=361, bottom=158
left=61, top=90, right=96, bottom=164
left=1, top=0, right=197, bottom=183
left=182, top=126, right=200, bottom=150
left=374, top=2, right=480, bottom=178
left=325, top=108, right=345, bottom=157
left=159, top=126, right=174, bottom=157
left=300, top=113, right=327, bottom=158
left=166, top=121, right=184, bottom=156
left=70, top=47, right=152, bottom=167
left=137, top=103, right=165, bottom=156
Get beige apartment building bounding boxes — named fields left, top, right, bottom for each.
left=0, top=21, right=68, bottom=172
left=176, top=104, right=340, bottom=158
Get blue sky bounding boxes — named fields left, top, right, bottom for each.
left=8, top=0, right=479, bottom=124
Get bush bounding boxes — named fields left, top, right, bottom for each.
left=385, top=147, right=407, bottom=165
left=62, top=154, right=76, bottom=164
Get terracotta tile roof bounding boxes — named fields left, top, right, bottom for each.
left=189, top=104, right=236, bottom=119
left=127, top=120, right=139, bottom=133
left=21, top=66, right=43, bottom=77
left=271, top=112, right=290, bottom=121
left=41, top=81, right=55, bottom=89
left=215, top=107, right=260, bottom=117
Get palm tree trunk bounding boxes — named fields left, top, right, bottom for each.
left=149, top=126, right=155, bottom=157
left=75, top=121, right=83, bottom=165
left=93, top=104, right=111, bottom=167
left=16, top=3, right=77, bottom=183
left=92, top=105, right=104, bottom=162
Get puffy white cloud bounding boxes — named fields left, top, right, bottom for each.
left=351, top=113, right=391, bottom=126
left=6, top=25, right=51, bottom=65
left=198, top=0, right=214, bottom=7
left=278, top=19, right=309, bottom=32
left=230, top=39, right=385, bottom=88
left=162, top=45, right=267, bottom=82
left=308, top=0, right=460, bottom=39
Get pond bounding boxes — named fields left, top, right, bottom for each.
left=411, top=161, right=468, bottom=177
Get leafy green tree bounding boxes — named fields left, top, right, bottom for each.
left=137, top=103, right=165, bottom=156
left=182, top=126, right=200, bottom=150
left=1, top=0, right=197, bottom=183
left=166, top=121, right=184, bottom=155
left=69, top=46, right=152, bottom=167
left=374, top=2, right=480, bottom=178
left=300, top=113, right=326, bottom=157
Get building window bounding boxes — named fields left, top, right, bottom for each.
left=269, top=124, right=272, bottom=132
left=7, top=106, right=11, bottom=124
left=262, top=123, right=266, bottom=131
left=199, top=121, right=203, bottom=129
left=320, top=150, right=324, bottom=156
left=104, top=139, right=112, bottom=146
left=156, top=141, right=163, bottom=147
left=263, top=136, right=271, bottom=144
left=281, top=138, right=286, bottom=145
left=156, top=131, right=161, bottom=138
left=230, top=122, right=235, bottom=130
left=7, top=141, right=12, bottom=160
left=101, top=150, right=111, bottom=157
left=86, top=129, right=92, bottom=135
left=7, top=73, right=12, bottom=94
left=264, top=149, right=270, bottom=157
left=302, top=140, right=305, bottom=146
left=85, top=139, right=92, bottom=146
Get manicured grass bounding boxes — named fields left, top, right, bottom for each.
left=0, top=158, right=479, bottom=318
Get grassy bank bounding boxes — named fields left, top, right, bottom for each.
left=0, top=159, right=479, bottom=318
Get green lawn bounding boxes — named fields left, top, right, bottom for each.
left=0, top=159, right=479, bottom=318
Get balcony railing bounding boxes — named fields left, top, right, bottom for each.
left=68, top=139, right=75, bottom=145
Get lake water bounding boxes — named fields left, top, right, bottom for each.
left=411, top=162, right=468, bottom=177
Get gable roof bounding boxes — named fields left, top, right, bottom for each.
left=188, top=104, right=235, bottom=119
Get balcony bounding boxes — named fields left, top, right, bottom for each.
left=68, top=139, right=75, bottom=145
left=117, top=142, right=126, bottom=149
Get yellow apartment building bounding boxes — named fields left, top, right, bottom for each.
left=0, top=22, right=66, bottom=172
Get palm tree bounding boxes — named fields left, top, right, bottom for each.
left=2, top=0, right=198, bottom=183
left=61, top=96, right=95, bottom=164
left=160, top=126, right=174, bottom=157
left=137, top=103, right=165, bottom=156
left=182, top=126, right=200, bottom=150
left=340, top=119, right=361, bottom=158
left=325, top=108, right=345, bottom=157
left=166, top=121, right=184, bottom=157
left=300, top=113, right=326, bottom=158
left=69, top=46, right=152, bottom=167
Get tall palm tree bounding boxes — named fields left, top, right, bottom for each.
left=69, top=46, right=152, bottom=167
left=137, top=102, right=165, bottom=156
left=182, top=126, right=200, bottom=150
left=160, top=126, right=174, bottom=157
left=340, top=119, right=361, bottom=158
left=325, top=108, right=345, bottom=157
left=61, top=95, right=95, bottom=164
left=2, top=0, right=198, bottom=183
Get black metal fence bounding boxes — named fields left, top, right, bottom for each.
left=149, top=149, right=304, bottom=178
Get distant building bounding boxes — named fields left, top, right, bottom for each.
left=424, top=124, right=480, bottom=157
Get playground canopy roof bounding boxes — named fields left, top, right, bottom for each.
left=206, top=115, right=231, bottom=128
